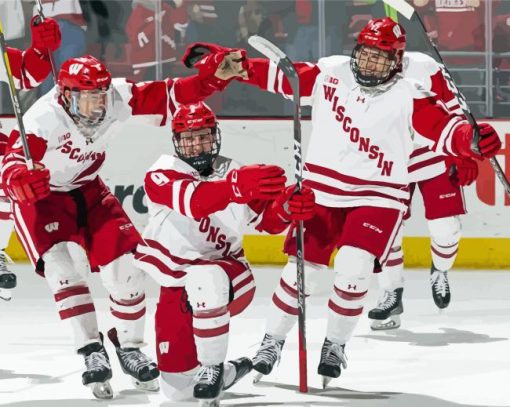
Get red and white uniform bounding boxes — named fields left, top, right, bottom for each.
left=2, top=75, right=225, bottom=269
left=136, top=153, right=284, bottom=374
left=246, top=56, right=465, bottom=213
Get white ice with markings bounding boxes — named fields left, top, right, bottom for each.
left=0, top=264, right=509, bottom=406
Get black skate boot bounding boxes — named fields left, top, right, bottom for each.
left=77, top=334, right=113, bottom=399
left=0, top=250, right=16, bottom=301
left=430, top=264, right=451, bottom=309
left=194, top=363, right=224, bottom=407
left=107, top=328, right=160, bottom=392
left=224, top=357, right=253, bottom=390
left=317, top=338, right=347, bottom=389
left=252, top=333, right=285, bottom=383
left=368, top=287, right=404, bottom=330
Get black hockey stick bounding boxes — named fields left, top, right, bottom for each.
left=382, top=0, right=510, bottom=196
left=248, top=35, right=308, bottom=393
left=0, top=19, right=34, bottom=169
left=35, top=0, right=58, bottom=82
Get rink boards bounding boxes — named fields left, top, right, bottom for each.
left=6, top=119, right=510, bottom=267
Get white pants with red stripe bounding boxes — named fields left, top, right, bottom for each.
left=43, top=241, right=147, bottom=350
left=378, top=216, right=461, bottom=291
left=0, top=190, right=13, bottom=250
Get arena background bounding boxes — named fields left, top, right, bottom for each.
left=3, top=0, right=510, bottom=268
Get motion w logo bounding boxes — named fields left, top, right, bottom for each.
left=69, top=63, right=83, bottom=75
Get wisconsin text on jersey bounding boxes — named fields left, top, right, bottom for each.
left=323, top=84, right=394, bottom=177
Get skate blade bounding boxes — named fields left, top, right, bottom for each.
left=370, top=315, right=401, bottom=331
left=88, top=380, right=113, bottom=399
left=0, top=288, right=12, bottom=301
left=253, top=372, right=263, bottom=384
left=132, top=377, right=159, bottom=392
left=322, top=375, right=332, bottom=389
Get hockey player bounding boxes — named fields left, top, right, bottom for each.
left=0, top=16, right=61, bottom=300
left=134, top=102, right=315, bottom=405
left=1, top=49, right=248, bottom=398
left=214, top=17, right=500, bottom=387
left=368, top=51, right=478, bottom=330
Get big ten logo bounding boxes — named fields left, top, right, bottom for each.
left=198, top=217, right=232, bottom=256
left=476, top=133, right=510, bottom=206
left=114, top=185, right=147, bottom=214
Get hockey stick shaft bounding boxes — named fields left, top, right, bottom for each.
left=382, top=0, right=510, bottom=196
left=0, top=19, right=34, bottom=169
left=35, top=0, right=58, bottom=82
left=248, top=35, right=308, bottom=393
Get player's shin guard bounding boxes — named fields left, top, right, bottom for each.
left=192, top=306, right=231, bottom=366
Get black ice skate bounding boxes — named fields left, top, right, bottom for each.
left=317, top=338, right=347, bottom=389
left=430, top=264, right=451, bottom=309
left=77, top=334, right=113, bottom=399
left=223, top=357, right=253, bottom=390
left=107, top=328, right=160, bottom=392
left=252, top=333, right=285, bottom=383
left=368, top=287, right=404, bottom=330
left=0, top=250, right=16, bottom=301
left=194, top=363, right=224, bottom=407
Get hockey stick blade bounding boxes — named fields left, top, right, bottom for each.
left=381, top=0, right=415, bottom=20
left=248, top=35, right=298, bottom=80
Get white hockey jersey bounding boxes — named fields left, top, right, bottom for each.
left=134, top=154, right=262, bottom=287
left=2, top=74, right=223, bottom=194
left=245, top=55, right=467, bottom=211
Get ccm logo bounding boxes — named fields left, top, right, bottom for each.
left=45, top=222, right=59, bottom=233
left=363, top=222, right=382, bottom=234
left=439, top=193, right=456, bottom=199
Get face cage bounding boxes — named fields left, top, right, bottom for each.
left=68, top=88, right=113, bottom=128
left=350, top=45, right=399, bottom=87
left=173, top=126, right=221, bottom=174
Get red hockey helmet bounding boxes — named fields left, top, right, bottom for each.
left=172, top=103, right=221, bottom=174
left=57, top=55, right=113, bottom=132
left=351, top=18, right=406, bottom=87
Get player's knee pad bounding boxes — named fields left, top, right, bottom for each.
left=333, top=246, right=375, bottom=293
left=43, top=242, right=88, bottom=291
left=160, top=367, right=199, bottom=402
left=185, top=265, right=229, bottom=312
left=101, top=252, right=145, bottom=300
left=428, top=216, right=462, bottom=245
left=280, top=257, right=325, bottom=296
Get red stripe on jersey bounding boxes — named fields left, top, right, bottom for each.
left=134, top=250, right=187, bottom=278
left=0, top=212, right=11, bottom=220
left=193, top=324, right=229, bottom=338
left=408, top=155, right=445, bottom=173
left=385, top=258, right=404, bottom=267
left=410, top=146, right=432, bottom=159
left=54, top=286, right=90, bottom=302
left=59, top=303, right=95, bottom=320
left=233, top=274, right=254, bottom=294
left=110, top=307, right=146, bottom=321
left=305, top=162, right=407, bottom=189
left=328, top=300, right=363, bottom=317
left=305, top=180, right=405, bottom=204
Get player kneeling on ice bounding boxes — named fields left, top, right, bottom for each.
left=134, top=102, right=315, bottom=405
left=213, top=17, right=501, bottom=388
left=1, top=49, right=247, bottom=398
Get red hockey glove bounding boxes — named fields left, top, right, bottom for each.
left=182, top=42, right=250, bottom=83
left=452, top=122, right=501, bottom=160
left=275, top=185, right=315, bottom=222
left=227, top=164, right=286, bottom=204
left=8, top=164, right=50, bottom=204
left=447, top=156, right=478, bottom=186
left=31, top=16, right=61, bottom=52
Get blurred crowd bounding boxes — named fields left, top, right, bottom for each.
left=2, top=0, right=510, bottom=117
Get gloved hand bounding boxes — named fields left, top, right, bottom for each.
left=7, top=164, right=50, bottom=204
left=31, top=16, right=61, bottom=52
left=182, top=42, right=250, bottom=81
left=446, top=156, right=478, bottom=186
left=227, top=164, right=286, bottom=204
left=452, top=122, right=501, bottom=160
left=275, top=185, right=315, bottom=222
